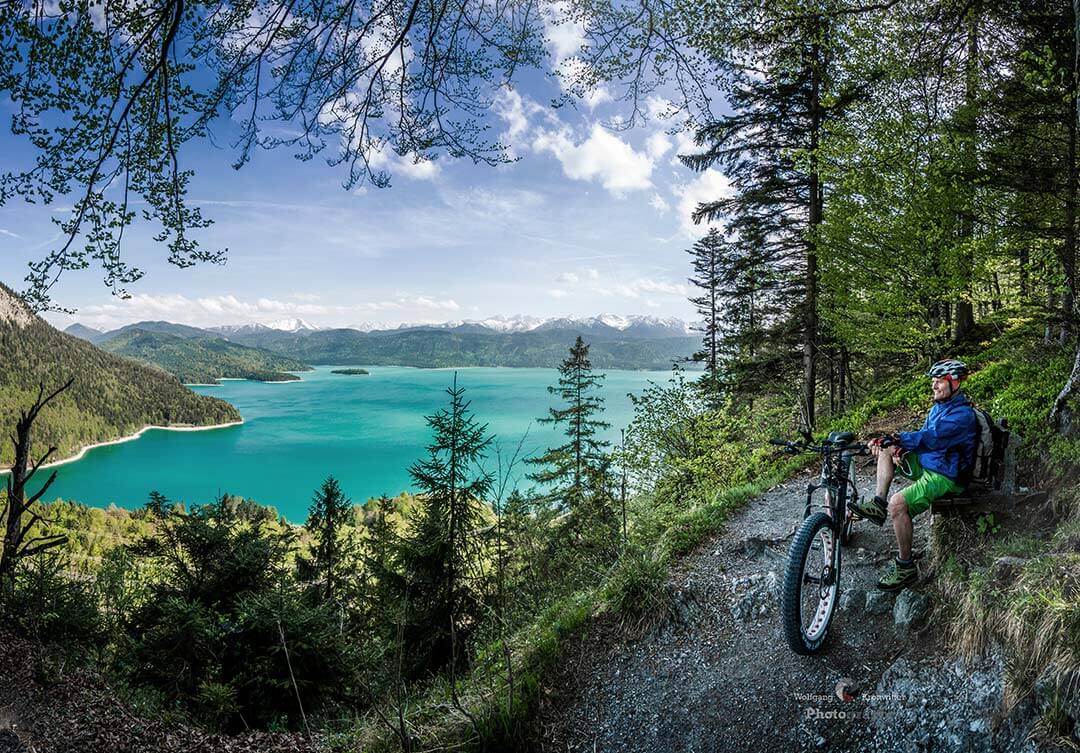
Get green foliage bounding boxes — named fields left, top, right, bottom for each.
left=600, top=548, right=669, bottom=632
left=122, top=497, right=350, bottom=730
left=3, top=550, right=103, bottom=647
left=975, top=512, right=1001, bottom=537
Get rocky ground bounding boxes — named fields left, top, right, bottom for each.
left=528, top=466, right=1056, bottom=753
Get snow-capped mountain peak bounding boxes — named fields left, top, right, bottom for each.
left=266, top=318, right=319, bottom=332
left=597, top=313, right=632, bottom=330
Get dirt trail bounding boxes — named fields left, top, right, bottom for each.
left=528, top=465, right=1045, bottom=753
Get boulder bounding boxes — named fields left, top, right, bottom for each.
left=894, top=589, right=929, bottom=629
left=991, top=556, right=1027, bottom=588
left=865, top=589, right=893, bottom=615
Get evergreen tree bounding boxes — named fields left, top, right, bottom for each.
left=688, top=228, right=725, bottom=399
left=527, top=336, right=611, bottom=511
left=682, top=0, right=876, bottom=428
left=687, top=227, right=777, bottom=405
left=395, top=374, right=493, bottom=680
left=304, top=475, right=354, bottom=604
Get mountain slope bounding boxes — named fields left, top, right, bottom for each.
left=0, top=284, right=240, bottom=468
left=100, top=320, right=217, bottom=340
left=62, top=323, right=105, bottom=343
left=98, top=329, right=313, bottom=383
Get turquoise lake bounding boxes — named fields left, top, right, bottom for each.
left=41, top=366, right=673, bottom=521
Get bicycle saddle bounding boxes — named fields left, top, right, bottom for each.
left=827, top=431, right=855, bottom=444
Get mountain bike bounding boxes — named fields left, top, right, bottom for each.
left=768, top=431, right=873, bottom=654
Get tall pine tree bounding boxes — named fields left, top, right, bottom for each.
left=688, top=228, right=725, bottom=399
left=683, top=0, right=875, bottom=428
left=527, top=336, right=611, bottom=512
left=304, top=475, right=354, bottom=604
left=395, top=374, right=493, bottom=680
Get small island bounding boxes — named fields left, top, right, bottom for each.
left=330, top=368, right=370, bottom=375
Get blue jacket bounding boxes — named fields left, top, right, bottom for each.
left=898, top=390, right=977, bottom=482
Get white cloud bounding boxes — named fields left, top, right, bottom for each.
left=670, top=129, right=699, bottom=167
left=367, top=143, right=439, bottom=181
left=0, top=228, right=20, bottom=239
left=542, top=2, right=612, bottom=110
left=438, top=186, right=545, bottom=221
left=587, top=268, right=600, bottom=280
left=496, top=89, right=533, bottom=141
left=676, top=168, right=732, bottom=238
left=533, top=124, right=653, bottom=196
left=635, top=278, right=687, bottom=296
left=62, top=292, right=469, bottom=330
left=407, top=295, right=460, bottom=312
left=646, top=132, right=672, bottom=160
left=649, top=193, right=670, bottom=215
left=549, top=288, right=568, bottom=298
left=588, top=276, right=687, bottom=300
left=646, top=97, right=678, bottom=122
left=542, top=1, right=586, bottom=62
left=557, top=271, right=579, bottom=284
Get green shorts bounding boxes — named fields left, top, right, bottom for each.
left=895, top=453, right=964, bottom=517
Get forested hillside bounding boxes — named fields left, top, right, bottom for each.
left=218, top=326, right=700, bottom=369
left=97, top=328, right=313, bottom=383
left=0, top=284, right=240, bottom=468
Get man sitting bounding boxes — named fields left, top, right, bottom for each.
left=852, top=359, right=978, bottom=591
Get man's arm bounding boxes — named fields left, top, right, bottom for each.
left=898, top=409, right=974, bottom=453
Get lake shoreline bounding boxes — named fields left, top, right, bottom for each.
left=0, top=420, right=244, bottom=476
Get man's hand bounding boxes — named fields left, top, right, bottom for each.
left=869, top=434, right=900, bottom=458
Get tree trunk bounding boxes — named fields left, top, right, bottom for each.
left=804, top=37, right=822, bottom=430
left=0, top=380, right=72, bottom=591
left=954, top=6, right=979, bottom=342
left=1062, top=85, right=1078, bottom=343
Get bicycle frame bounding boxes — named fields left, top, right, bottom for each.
left=803, top=449, right=859, bottom=525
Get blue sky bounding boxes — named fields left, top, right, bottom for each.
left=0, top=18, right=731, bottom=332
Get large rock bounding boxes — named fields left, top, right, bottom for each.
left=894, top=589, right=929, bottom=629
left=991, top=556, right=1027, bottom=588
left=865, top=589, right=893, bottom=615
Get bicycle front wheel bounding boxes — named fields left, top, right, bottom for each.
left=781, top=511, right=840, bottom=654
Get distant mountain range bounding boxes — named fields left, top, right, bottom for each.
left=65, top=315, right=700, bottom=370
left=196, top=326, right=697, bottom=370
left=0, top=284, right=240, bottom=468
left=204, top=313, right=693, bottom=338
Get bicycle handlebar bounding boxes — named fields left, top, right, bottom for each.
left=768, top=437, right=871, bottom=455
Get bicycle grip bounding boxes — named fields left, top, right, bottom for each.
left=769, top=438, right=788, bottom=446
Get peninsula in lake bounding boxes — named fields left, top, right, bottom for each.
left=66, top=321, right=314, bottom=384
left=0, top=284, right=240, bottom=469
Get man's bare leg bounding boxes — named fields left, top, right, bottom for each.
left=875, top=448, right=895, bottom=500
left=888, top=494, right=913, bottom=561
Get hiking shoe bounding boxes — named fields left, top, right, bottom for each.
left=878, top=558, right=918, bottom=591
left=851, top=495, right=887, bottom=527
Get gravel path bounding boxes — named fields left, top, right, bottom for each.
left=527, top=466, right=1048, bottom=753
